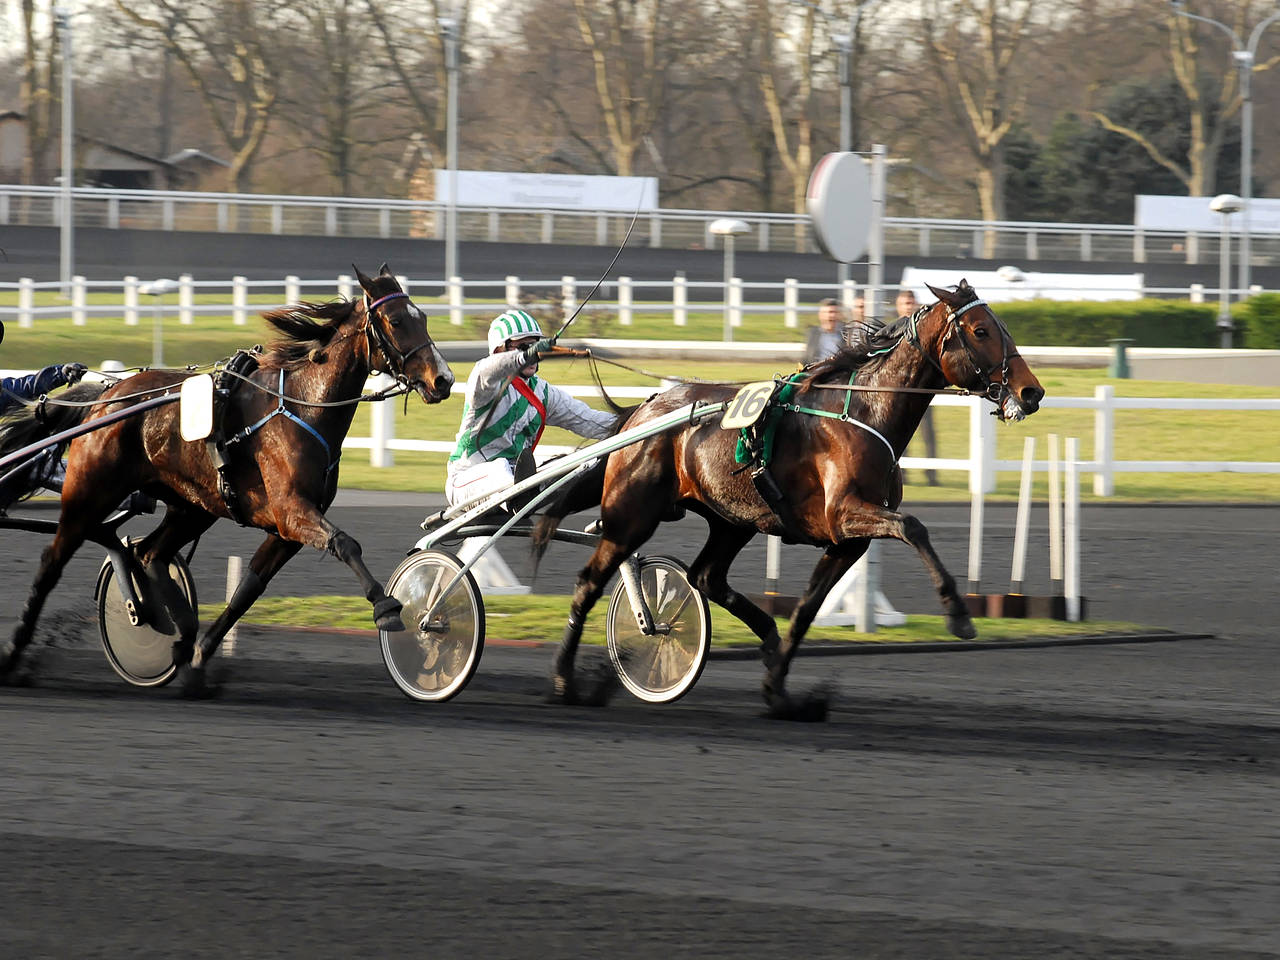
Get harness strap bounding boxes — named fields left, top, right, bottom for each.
left=226, top=370, right=339, bottom=473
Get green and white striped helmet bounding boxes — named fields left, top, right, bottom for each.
left=487, top=309, right=544, bottom=354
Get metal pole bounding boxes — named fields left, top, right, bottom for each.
left=1218, top=213, right=1232, bottom=348
left=836, top=35, right=852, bottom=292
left=722, top=236, right=734, bottom=342
left=1239, top=52, right=1253, bottom=299
left=866, top=144, right=886, bottom=321
left=55, top=7, right=74, bottom=297
left=443, top=16, right=460, bottom=289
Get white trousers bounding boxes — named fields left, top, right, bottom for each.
left=445, top=458, right=516, bottom=508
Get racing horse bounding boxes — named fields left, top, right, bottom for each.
left=536, top=280, right=1044, bottom=719
left=0, top=264, right=454, bottom=694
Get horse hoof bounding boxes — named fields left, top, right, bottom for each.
left=547, top=673, right=579, bottom=705
left=373, top=598, right=405, bottom=633
left=179, top=664, right=219, bottom=700
left=766, top=691, right=829, bottom=722
left=947, top=613, right=978, bottom=640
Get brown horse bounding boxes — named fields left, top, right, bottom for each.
left=538, top=280, right=1045, bottom=719
left=0, top=264, right=454, bottom=694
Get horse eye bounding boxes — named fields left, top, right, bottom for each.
left=389, top=315, right=401, bottom=328
left=973, top=326, right=989, bottom=339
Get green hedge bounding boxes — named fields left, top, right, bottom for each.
left=993, top=297, right=1280, bottom=348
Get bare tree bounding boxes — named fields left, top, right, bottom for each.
left=18, top=0, right=59, bottom=185
left=113, top=0, right=286, bottom=193
left=1090, top=0, right=1280, bottom=197
left=918, top=0, right=1038, bottom=252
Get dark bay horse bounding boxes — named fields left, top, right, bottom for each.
left=539, top=280, right=1045, bottom=719
left=0, top=264, right=454, bottom=694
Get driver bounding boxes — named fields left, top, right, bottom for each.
left=446, top=309, right=617, bottom=509
left=0, top=321, right=88, bottom=416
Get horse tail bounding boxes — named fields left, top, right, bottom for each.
left=529, top=400, right=641, bottom=573
left=0, top=383, right=105, bottom=506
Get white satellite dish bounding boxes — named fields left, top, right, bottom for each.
left=806, top=152, right=872, bottom=263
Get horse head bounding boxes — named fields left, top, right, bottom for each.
left=354, top=264, right=454, bottom=403
left=923, top=279, right=1044, bottom=422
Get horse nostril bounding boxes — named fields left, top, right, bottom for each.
left=435, top=374, right=453, bottom=395
left=1022, top=385, right=1044, bottom=409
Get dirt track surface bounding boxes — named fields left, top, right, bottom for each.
left=2, top=500, right=1278, bottom=958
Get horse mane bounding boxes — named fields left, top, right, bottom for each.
left=258, top=299, right=358, bottom=368
left=796, top=314, right=914, bottom=393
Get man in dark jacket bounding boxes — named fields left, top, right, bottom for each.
left=0, top=319, right=88, bottom=414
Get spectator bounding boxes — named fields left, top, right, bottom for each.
left=804, top=298, right=846, bottom=363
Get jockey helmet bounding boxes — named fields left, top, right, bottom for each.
left=487, top=310, right=543, bottom=354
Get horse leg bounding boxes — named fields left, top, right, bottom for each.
left=553, top=522, right=662, bottom=706
left=179, top=533, right=302, bottom=697
left=129, top=507, right=217, bottom=662
left=0, top=520, right=92, bottom=682
left=762, top=539, right=870, bottom=721
left=684, top=519, right=780, bottom=655
left=839, top=506, right=975, bottom=640
left=268, top=502, right=404, bottom=632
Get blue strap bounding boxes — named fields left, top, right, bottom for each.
left=227, top=370, right=339, bottom=472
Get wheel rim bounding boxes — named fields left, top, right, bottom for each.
left=380, top=550, right=484, bottom=702
left=607, top=558, right=709, bottom=703
left=97, top=556, right=195, bottom=687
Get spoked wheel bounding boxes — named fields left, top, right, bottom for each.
left=380, top=549, right=485, bottom=702
left=606, top=555, right=711, bottom=704
left=95, top=550, right=197, bottom=688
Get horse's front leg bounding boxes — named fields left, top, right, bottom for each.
left=273, top=505, right=404, bottom=632
left=837, top=505, right=975, bottom=640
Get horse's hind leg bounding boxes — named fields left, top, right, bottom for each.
left=762, top=539, right=870, bottom=720
left=684, top=519, right=778, bottom=652
left=130, top=506, right=217, bottom=658
left=1, top=522, right=91, bottom=681
left=180, top=533, right=301, bottom=697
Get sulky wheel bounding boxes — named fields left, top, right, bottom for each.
left=95, top=551, right=197, bottom=688
left=380, top=549, right=485, bottom=702
left=606, top=555, right=711, bottom=704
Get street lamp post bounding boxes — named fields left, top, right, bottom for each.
left=1210, top=193, right=1242, bottom=347
left=709, top=219, right=750, bottom=342
left=54, top=6, right=74, bottom=298
left=140, top=278, right=177, bottom=367
left=440, top=13, right=460, bottom=295
left=1171, top=1, right=1280, bottom=300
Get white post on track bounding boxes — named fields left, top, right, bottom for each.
left=1064, top=437, right=1082, bottom=622
left=1011, top=435, right=1035, bottom=593
left=224, top=554, right=242, bottom=655
left=1047, top=432, right=1063, bottom=592
left=967, top=489, right=984, bottom=595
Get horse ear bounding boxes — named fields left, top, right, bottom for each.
left=353, top=264, right=374, bottom=294
left=957, top=277, right=972, bottom=293
left=378, top=263, right=392, bottom=278
left=925, top=281, right=954, bottom=305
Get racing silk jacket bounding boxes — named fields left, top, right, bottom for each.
left=0, top=365, right=70, bottom=415
left=448, top=351, right=617, bottom=472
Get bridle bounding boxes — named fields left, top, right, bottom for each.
left=906, top=298, right=1018, bottom=407
left=361, top=290, right=435, bottom=381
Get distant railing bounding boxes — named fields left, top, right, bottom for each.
left=2, top=182, right=1277, bottom=266
left=0, top=271, right=1222, bottom=335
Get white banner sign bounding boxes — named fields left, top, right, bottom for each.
left=899, top=266, right=1144, bottom=303
left=1135, top=194, right=1280, bottom=233
left=434, top=171, right=658, bottom=210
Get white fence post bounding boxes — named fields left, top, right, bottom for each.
left=618, top=275, right=632, bottom=326
left=368, top=373, right=396, bottom=467
left=1189, top=283, right=1204, bottom=304
left=232, top=276, right=248, bottom=326
left=18, top=276, right=35, bottom=328
left=285, top=275, right=300, bottom=306
left=968, top=396, right=996, bottom=494
left=561, top=276, right=576, bottom=317
left=72, top=275, right=87, bottom=326
left=1093, top=384, right=1114, bottom=496
left=729, top=276, right=743, bottom=328
left=673, top=274, right=687, bottom=326
left=449, top=276, right=464, bottom=326
left=783, top=278, right=799, bottom=328
left=123, top=275, right=139, bottom=326
left=841, top=277, right=857, bottom=310
left=505, top=275, right=520, bottom=306
left=1064, top=437, right=1082, bottom=622
left=337, top=274, right=353, bottom=300
left=178, top=274, right=194, bottom=325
